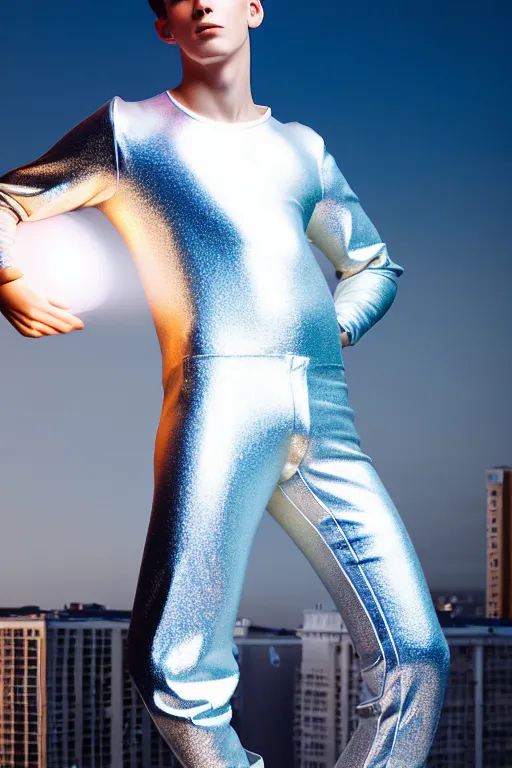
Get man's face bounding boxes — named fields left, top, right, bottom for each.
left=156, top=0, right=263, bottom=62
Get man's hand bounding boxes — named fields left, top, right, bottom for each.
left=0, top=276, right=84, bottom=338
left=341, top=330, right=350, bottom=348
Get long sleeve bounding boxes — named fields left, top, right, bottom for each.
left=306, top=138, right=404, bottom=346
left=0, top=96, right=119, bottom=270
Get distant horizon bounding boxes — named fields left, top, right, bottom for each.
left=0, top=585, right=489, bottom=613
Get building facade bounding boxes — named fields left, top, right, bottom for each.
left=2, top=608, right=512, bottom=767
left=294, top=608, right=512, bottom=768
left=486, top=466, right=512, bottom=619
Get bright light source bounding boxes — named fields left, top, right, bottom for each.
left=13, top=210, right=115, bottom=315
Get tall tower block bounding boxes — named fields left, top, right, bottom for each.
left=486, top=466, right=512, bottom=618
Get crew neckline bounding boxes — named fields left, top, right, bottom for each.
left=165, top=90, right=272, bottom=128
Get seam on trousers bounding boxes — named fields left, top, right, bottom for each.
left=294, top=466, right=404, bottom=767
left=276, top=482, right=385, bottom=663
left=275, top=481, right=382, bottom=768
left=288, top=356, right=298, bottom=435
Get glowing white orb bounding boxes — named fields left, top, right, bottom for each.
left=12, top=209, right=116, bottom=315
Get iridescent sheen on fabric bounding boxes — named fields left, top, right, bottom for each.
left=0, top=92, right=448, bottom=767
left=0, top=91, right=403, bottom=359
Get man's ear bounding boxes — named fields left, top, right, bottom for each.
left=155, top=17, right=175, bottom=43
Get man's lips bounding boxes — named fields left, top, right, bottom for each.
left=195, top=24, right=223, bottom=34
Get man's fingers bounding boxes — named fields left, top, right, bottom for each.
left=8, top=314, right=47, bottom=337
left=0, top=286, right=83, bottom=333
left=7, top=306, right=77, bottom=335
left=47, top=295, right=71, bottom=309
left=20, top=315, right=59, bottom=335
left=33, top=309, right=79, bottom=333
left=7, top=305, right=70, bottom=333
left=42, top=302, right=84, bottom=329
left=31, top=305, right=83, bottom=332
left=33, top=321, right=60, bottom=335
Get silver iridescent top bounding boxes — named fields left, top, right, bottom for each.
left=0, top=91, right=403, bottom=367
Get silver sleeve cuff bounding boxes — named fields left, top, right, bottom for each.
left=0, top=205, right=19, bottom=269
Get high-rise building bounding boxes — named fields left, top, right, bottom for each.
left=293, top=607, right=512, bottom=768
left=0, top=612, right=179, bottom=768
left=0, top=609, right=300, bottom=768
left=293, top=606, right=363, bottom=766
left=486, top=466, right=512, bottom=618
left=3, top=605, right=512, bottom=767
left=0, top=618, right=45, bottom=768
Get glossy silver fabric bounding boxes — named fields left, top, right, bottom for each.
left=0, top=91, right=449, bottom=766
left=0, top=205, right=16, bottom=264
left=0, top=91, right=403, bottom=360
left=127, top=353, right=450, bottom=767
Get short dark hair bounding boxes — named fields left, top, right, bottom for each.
left=148, top=0, right=166, bottom=18
left=148, top=0, right=264, bottom=18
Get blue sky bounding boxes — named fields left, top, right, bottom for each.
left=0, top=0, right=510, bottom=627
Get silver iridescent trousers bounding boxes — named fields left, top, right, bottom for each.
left=126, top=353, right=450, bottom=767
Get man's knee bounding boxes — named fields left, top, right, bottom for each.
left=128, top=628, right=241, bottom=721
left=361, top=628, right=450, bottom=707
left=398, top=629, right=451, bottom=699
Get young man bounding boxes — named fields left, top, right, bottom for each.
left=0, top=1, right=450, bottom=766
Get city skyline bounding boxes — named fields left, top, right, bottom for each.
left=1, top=606, right=511, bottom=767
left=0, top=1, right=510, bottom=628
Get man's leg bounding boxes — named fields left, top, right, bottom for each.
left=126, top=354, right=299, bottom=767
left=267, top=361, right=450, bottom=767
